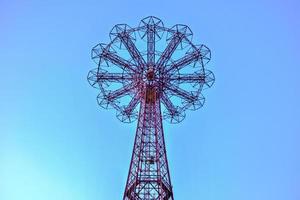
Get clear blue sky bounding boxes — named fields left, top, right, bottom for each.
left=1, top=0, right=299, bottom=200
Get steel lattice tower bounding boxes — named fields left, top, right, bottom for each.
left=88, top=16, right=214, bottom=200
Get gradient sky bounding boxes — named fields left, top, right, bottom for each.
left=1, top=0, right=300, bottom=200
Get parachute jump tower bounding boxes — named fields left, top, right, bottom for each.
left=87, top=16, right=215, bottom=200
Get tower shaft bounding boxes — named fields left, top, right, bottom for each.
left=124, top=86, right=174, bottom=200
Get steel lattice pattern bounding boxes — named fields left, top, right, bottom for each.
left=88, top=16, right=214, bottom=124
left=87, top=16, right=214, bottom=200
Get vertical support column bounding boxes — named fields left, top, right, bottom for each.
left=123, top=86, right=173, bottom=200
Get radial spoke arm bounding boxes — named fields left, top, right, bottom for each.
left=165, top=84, right=197, bottom=102
left=97, top=72, right=134, bottom=82
left=170, top=70, right=215, bottom=89
left=161, top=92, right=178, bottom=114
left=123, top=92, right=141, bottom=113
left=87, top=70, right=134, bottom=88
left=106, top=84, right=135, bottom=101
left=147, top=26, right=155, bottom=66
left=156, top=32, right=184, bottom=72
left=169, top=73, right=205, bottom=84
left=101, top=50, right=138, bottom=73
left=118, top=33, right=146, bottom=70
left=164, top=50, right=201, bottom=74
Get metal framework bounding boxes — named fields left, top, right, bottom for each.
left=87, top=16, right=215, bottom=200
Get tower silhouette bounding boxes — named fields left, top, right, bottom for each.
left=88, top=16, right=214, bottom=200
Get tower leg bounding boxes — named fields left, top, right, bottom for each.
left=123, top=88, right=174, bottom=200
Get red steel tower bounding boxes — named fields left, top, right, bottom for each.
left=88, top=16, right=214, bottom=200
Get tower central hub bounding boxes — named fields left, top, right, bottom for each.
left=146, top=67, right=155, bottom=81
